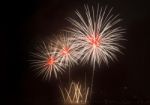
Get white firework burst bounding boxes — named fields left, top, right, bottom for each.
left=67, top=5, right=125, bottom=67
left=30, top=33, right=80, bottom=79
left=53, top=33, right=80, bottom=69
left=30, top=41, right=64, bottom=79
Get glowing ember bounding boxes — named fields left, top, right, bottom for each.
left=61, top=47, right=70, bottom=55
left=86, top=35, right=101, bottom=47
left=47, top=57, right=56, bottom=65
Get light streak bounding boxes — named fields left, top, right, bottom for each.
left=60, top=81, right=89, bottom=104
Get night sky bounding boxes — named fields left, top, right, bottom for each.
left=2, top=0, right=150, bottom=105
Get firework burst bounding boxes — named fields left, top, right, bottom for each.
left=30, top=41, right=64, bottom=79
left=66, top=5, right=125, bottom=100
left=67, top=5, right=125, bottom=66
left=53, top=33, right=80, bottom=69
left=30, top=33, right=80, bottom=79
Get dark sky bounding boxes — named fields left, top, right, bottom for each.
left=2, top=0, right=150, bottom=105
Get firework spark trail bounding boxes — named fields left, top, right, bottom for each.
left=67, top=5, right=125, bottom=100
left=60, top=81, right=89, bottom=104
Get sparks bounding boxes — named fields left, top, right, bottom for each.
left=66, top=5, right=125, bottom=100
left=30, top=42, right=64, bottom=79
left=30, top=33, right=80, bottom=79
left=53, top=33, right=80, bottom=68
left=67, top=5, right=125, bottom=66
left=60, top=81, right=89, bottom=104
